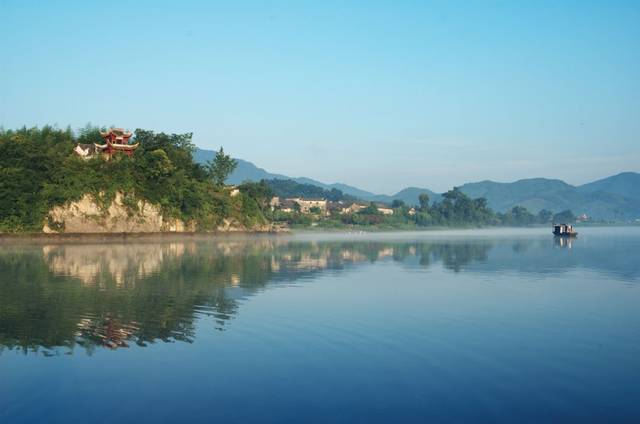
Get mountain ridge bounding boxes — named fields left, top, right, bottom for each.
left=194, top=148, right=640, bottom=220
left=577, top=172, right=640, bottom=200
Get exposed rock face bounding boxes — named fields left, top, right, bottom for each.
left=43, top=192, right=195, bottom=234
left=42, top=243, right=190, bottom=286
left=42, top=192, right=281, bottom=234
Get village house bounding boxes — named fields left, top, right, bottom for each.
left=290, top=198, right=328, bottom=214
left=339, top=202, right=394, bottom=215
left=273, top=197, right=394, bottom=217
left=340, top=203, right=367, bottom=214
left=278, top=199, right=297, bottom=213
left=271, top=197, right=330, bottom=215
left=269, top=197, right=281, bottom=210
left=376, top=206, right=394, bottom=215
left=328, top=201, right=350, bottom=215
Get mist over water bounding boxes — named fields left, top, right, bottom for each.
left=1, top=227, right=639, bottom=423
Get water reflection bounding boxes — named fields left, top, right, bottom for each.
left=554, top=236, right=573, bottom=249
left=0, top=232, right=638, bottom=355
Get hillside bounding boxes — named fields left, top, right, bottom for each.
left=456, top=178, right=640, bottom=220
left=0, top=128, right=272, bottom=233
left=263, top=179, right=356, bottom=202
left=196, top=148, right=439, bottom=204
left=195, top=148, right=377, bottom=199
left=194, top=149, right=290, bottom=183
left=458, top=178, right=575, bottom=212
left=365, top=187, right=442, bottom=206
left=578, top=172, right=640, bottom=200
left=194, top=148, right=640, bottom=221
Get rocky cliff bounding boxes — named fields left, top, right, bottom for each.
left=42, top=192, right=277, bottom=234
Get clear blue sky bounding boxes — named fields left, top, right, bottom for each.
left=1, top=0, right=638, bottom=193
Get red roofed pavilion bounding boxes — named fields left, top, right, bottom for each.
left=95, top=128, right=139, bottom=158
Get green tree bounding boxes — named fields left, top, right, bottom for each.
left=553, top=209, right=576, bottom=223
left=263, top=179, right=354, bottom=202
left=239, top=181, right=273, bottom=209
left=76, top=124, right=105, bottom=145
left=418, top=193, right=430, bottom=210
left=147, top=149, right=174, bottom=178
left=416, top=211, right=432, bottom=226
left=207, top=147, right=237, bottom=187
left=392, top=199, right=405, bottom=208
left=360, top=203, right=381, bottom=215
left=537, top=209, right=553, bottom=224
left=0, top=126, right=268, bottom=232
left=505, top=206, right=536, bottom=226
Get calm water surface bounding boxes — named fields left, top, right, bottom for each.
left=1, top=227, right=639, bottom=423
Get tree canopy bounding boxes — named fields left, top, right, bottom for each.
left=0, top=126, right=268, bottom=232
left=263, top=179, right=356, bottom=202
left=207, top=147, right=238, bottom=187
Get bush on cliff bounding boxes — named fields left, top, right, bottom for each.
left=0, top=125, right=269, bottom=232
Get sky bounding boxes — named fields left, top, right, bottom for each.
left=1, top=0, right=639, bottom=194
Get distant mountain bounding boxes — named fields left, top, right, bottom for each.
left=578, top=172, right=640, bottom=200
left=293, top=178, right=378, bottom=200
left=194, top=148, right=640, bottom=220
left=456, top=177, right=640, bottom=220
left=458, top=178, right=574, bottom=212
left=194, top=148, right=382, bottom=199
left=194, top=149, right=290, bottom=183
left=363, top=187, right=442, bottom=206
left=263, top=179, right=357, bottom=202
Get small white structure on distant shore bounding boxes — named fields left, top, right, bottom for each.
left=340, top=203, right=366, bottom=214
left=290, top=198, right=328, bottom=214
left=376, top=206, right=394, bottom=215
left=74, top=143, right=99, bottom=159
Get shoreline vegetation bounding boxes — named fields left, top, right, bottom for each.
left=0, top=125, right=588, bottom=235
left=0, top=125, right=275, bottom=234
left=1, top=221, right=636, bottom=243
left=265, top=180, right=581, bottom=231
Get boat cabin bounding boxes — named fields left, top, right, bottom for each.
left=553, top=223, right=578, bottom=237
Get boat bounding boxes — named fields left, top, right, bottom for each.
left=553, top=223, right=578, bottom=237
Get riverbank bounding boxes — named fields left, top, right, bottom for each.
left=4, top=221, right=637, bottom=243
left=0, top=228, right=289, bottom=245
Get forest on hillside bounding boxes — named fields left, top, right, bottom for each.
left=0, top=125, right=579, bottom=233
left=266, top=179, right=576, bottom=229
left=0, top=126, right=271, bottom=232
left=264, top=179, right=357, bottom=202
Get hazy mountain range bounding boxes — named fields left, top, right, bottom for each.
left=194, top=148, right=640, bottom=221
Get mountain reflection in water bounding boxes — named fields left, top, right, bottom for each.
left=0, top=230, right=638, bottom=355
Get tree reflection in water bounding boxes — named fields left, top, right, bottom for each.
left=2, top=233, right=634, bottom=355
